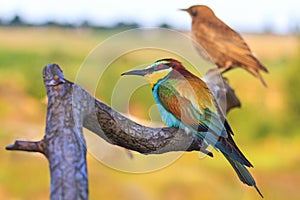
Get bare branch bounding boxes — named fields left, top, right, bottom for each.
left=6, top=140, right=44, bottom=153
left=43, top=64, right=88, bottom=200
left=6, top=63, right=240, bottom=199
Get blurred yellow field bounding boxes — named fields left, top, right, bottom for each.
left=0, top=27, right=299, bottom=200
left=243, top=34, right=299, bottom=60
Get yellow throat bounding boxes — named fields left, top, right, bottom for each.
left=144, top=68, right=172, bottom=87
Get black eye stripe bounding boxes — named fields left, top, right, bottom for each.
left=157, top=64, right=164, bottom=69
left=155, top=63, right=171, bottom=71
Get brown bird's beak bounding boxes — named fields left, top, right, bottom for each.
left=179, top=8, right=188, bottom=12
left=121, top=68, right=151, bottom=77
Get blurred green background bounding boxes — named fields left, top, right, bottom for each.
left=0, top=26, right=300, bottom=200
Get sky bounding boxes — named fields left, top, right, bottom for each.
left=0, top=0, right=299, bottom=33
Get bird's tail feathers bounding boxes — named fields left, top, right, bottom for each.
left=246, top=65, right=268, bottom=87
left=216, top=137, right=253, bottom=167
left=223, top=153, right=263, bottom=198
left=256, top=71, right=268, bottom=87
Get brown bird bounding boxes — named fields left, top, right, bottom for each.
left=181, top=5, right=269, bottom=86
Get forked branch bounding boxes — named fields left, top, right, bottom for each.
left=6, top=64, right=240, bottom=199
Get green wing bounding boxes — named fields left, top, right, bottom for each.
left=156, top=75, right=253, bottom=167
left=156, top=78, right=228, bottom=143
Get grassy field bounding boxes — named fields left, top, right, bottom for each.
left=0, top=27, right=300, bottom=200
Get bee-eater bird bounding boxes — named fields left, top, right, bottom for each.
left=122, top=58, right=263, bottom=197
left=180, top=5, right=269, bottom=86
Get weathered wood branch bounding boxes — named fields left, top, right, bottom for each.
left=43, top=64, right=88, bottom=200
left=6, top=140, right=44, bottom=153
left=6, top=63, right=240, bottom=199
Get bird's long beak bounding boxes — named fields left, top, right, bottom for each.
left=121, top=68, right=150, bottom=76
left=179, top=8, right=188, bottom=12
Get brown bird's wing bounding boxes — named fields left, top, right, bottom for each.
left=193, top=19, right=268, bottom=86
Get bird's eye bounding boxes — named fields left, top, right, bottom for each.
left=156, top=62, right=171, bottom=71
left=156, top=64, right=164, bottom=70
left=191, top=9, right=197, bottom=17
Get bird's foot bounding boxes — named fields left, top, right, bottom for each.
left=194, top=137, right=213, bottom=157
left=221, top=61, right=233, bottom=75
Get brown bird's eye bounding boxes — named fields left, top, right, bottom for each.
left=191, top=8, right=197, bottom=17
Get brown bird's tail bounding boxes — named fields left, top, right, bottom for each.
left=221, top=66, right=268, bottom=87
left=223, top=153, right=264, bottom=198
left=245, top=57, right=269, bottom=87
left=256, top=71, right=268, bottom=87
